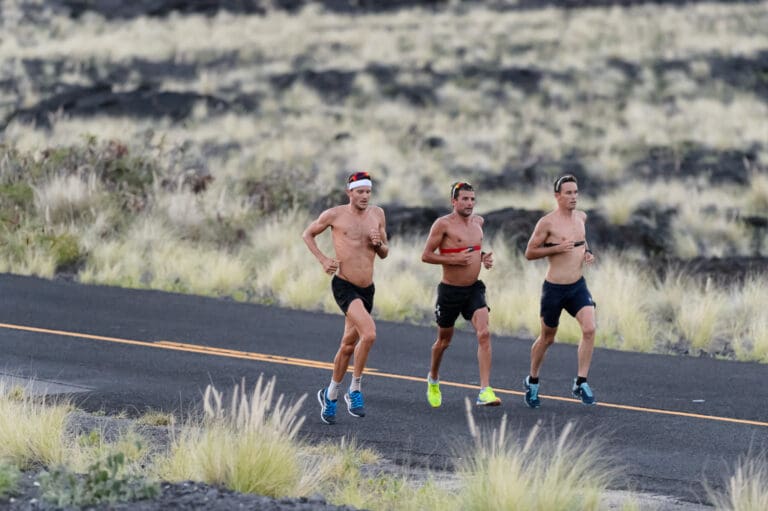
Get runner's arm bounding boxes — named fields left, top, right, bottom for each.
left=421, top=219, right=470, bottom=265
left=302, top=209, right=338, bottom=273
left=373, top=207, right=389, bottom=259
left=525, top=218, right=558, bottom=260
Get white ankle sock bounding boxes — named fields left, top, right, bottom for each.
left=349, top=376, right=362, bottom=393
left=327, top=380, right=342, bottom=400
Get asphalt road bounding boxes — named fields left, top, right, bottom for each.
left=0, top=273, right=766, bottom=505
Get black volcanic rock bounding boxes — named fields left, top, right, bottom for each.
left=627, top=143, right=759, bottom=185
left=271, top=69, right=357, bottom=103
left=658, top=256, right=768, bottom=285
left=482, top=207, right=543, bottom=251
left=708, top=50, right=768, bottom=101
left=382, top=205, right=447, bottom=240
left=4, top=84, right=244, bottom=129
left=45, top=0, right=762, bottom=19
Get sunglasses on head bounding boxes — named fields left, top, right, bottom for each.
left=554, top=174, right=577, bottom=193
left=451, top=181, right=474, bottom=199
left=348, top=171, right=371, bottom=183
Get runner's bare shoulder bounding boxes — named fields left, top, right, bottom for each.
left=316, top=205, right=344, bottom=226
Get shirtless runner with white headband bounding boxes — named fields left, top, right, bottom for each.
left=302, top=171, right=388, bottom=424
left=523, top=174, right=598, bottom=408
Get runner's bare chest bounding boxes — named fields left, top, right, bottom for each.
left=336, top=211, right=379, bottom=245
left=445, top=219, right=483, bottom=247
left=546, top=215, right=585, bottom=245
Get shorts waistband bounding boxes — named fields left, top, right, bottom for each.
left=543, top=276, right=585, bottom=288
left=438, top=280, right=484, bottom=290
left=333, top=275, right=374, bottom=291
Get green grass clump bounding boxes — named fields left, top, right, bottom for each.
left=47, top=232, right=83, bottom=271
left=0, top=182, right=34, bottom=224
left=0, top=461, right=21, bottom=499
left=136, top=410, right=175, bottom=427
left=331, top=473, right=454, bottom=511
left=318, top=438, right=454, bottom=511
left=67, top=427, right=151, bottom=474
left=39, top=450, right=159, bottom=508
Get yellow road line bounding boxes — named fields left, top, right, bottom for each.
left=1, top=321, right=766, bottom=428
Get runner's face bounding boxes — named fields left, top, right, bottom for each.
left=453, top=190, right=475, bottom=217
left=556, top=182, right=578, bottom=210
left=347, top=186, right=371, bottom=210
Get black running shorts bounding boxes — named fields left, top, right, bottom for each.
left=332, top=275, right=375, bottom=314
left=540, top=277, right=595, bottom=328
left=434, top=280, right=489, bottom=328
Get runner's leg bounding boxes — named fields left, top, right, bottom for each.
left=332, top=314, right=359, bottom=383
left=471, top=307, right=492, bottom=388
left=530, top=319, right=558, bottom=378
left=430, top=326, right=453, bottom=380
left=345, top=298, right=376, bottom=378
left=575, top=306, right=596, bottom=378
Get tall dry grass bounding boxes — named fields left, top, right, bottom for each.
left=0, top=381, right=72, bottom=469
left=707, top=453, right=768, bottom=511
left=155, top=376, right=324, bottom=498
left=458, top=399, right=617, bottom=511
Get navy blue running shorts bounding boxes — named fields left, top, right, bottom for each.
left=434, top=280, right=489, bottom=328
left=540, top=277, right=596, bottom=328
left=332, top=275, right=375, bottom=314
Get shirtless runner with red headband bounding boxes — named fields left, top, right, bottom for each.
left=421, top=181, right=500, bottom=408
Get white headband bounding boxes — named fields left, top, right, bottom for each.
left=348, top=179, right=372, bottom=190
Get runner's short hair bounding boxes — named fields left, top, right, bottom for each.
left=451, top=181, right=474, bottom=200
left=554, top=174, right=577, bottom=193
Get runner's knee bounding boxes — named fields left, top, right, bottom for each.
left=340, top=343, right=355, bottom=357
left=476, top=326, right=490, bottom=346
left=359, top=326, right=376, bottom=345
left=540, top=333, right=556, bottom=346
left=580, top=319, right=596, bottom=340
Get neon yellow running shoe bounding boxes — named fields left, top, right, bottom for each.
left=427, top=376, right=442, bottom=408
left=476, top=386, right=501, bottom=406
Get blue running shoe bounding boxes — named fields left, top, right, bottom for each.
left=317, top=388, right=337, bottom=424
left=523, top=376, right=541, bottom=408
left=572, top=379, right=596, bottom=405
left=344, top=390, right=365, bottom=417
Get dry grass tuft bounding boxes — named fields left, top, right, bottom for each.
left=707, top=453, right=768, bottom=511
left=0, top=380, right=72, bottom=469
left=459, top=399, right=617, bottom=511
left=156, top=376, right=319, bottom=498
